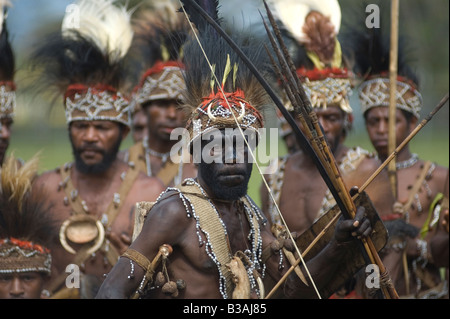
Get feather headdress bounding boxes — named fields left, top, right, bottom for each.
left=0, top=154, right=57, bottom=275
left=61, top=0, right=133, bottom=63
left=340, top=5, right=422, bottom=118
left=130, top=0, right=192, bottom=109
left=0, top=0, right=15, bottom=120
left=31, top=0, right=134, bottom=126
left=267, top=0, right=353, bottom=113
left=180, top=1, right=272, bottom=147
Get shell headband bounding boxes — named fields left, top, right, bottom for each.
left=64, top=84, right=131, bottom=127
left=359, top=76, right=423, bottom=118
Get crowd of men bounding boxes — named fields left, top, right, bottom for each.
left=0, top=0, right=448, bottom=300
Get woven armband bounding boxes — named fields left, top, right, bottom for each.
left=121, top=248, right=153, bottom=277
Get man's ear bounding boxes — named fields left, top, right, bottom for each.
left=121, top=126, right=131, bottom=140
left=409, top=116, right=418, bottom=132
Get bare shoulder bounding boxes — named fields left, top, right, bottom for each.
left=430, top=162, right=449, bottom=189
left=130, top=171, right=166, bottom=201
left=147, top=189, right=188, bottom=220
left=432, top=163, right=448, bottom=177
left=32, top=167, right=63, bottom=189
left=133, top=189, right=192, bottom=250
left=356, top=152, right=381, bottom=173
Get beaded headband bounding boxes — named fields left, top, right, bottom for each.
left=64, top=84, right=132, bottom=127
left=132, top=61, right=186, bottom=110
left=0, top=237, right=51, bottom=274
left=296, top=67, right=353, bottom=113
left=186, top=89, right=264, bottom=147
left=359, top=76, right=423, bottom=118
left=0, top=81, right=15, bottom=119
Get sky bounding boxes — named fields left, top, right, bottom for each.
left=7, top=0, right=73, bottom=51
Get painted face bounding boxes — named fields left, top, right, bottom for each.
left=69, top=120, right=125, bottom=174
left=0, top=272, right=47, bottom=299
left=143, top=99, right=186, bottom=142
left=0, top=117, right=13, bottom=165
left=131, top=109, right=147, bottom=143
left=314, top=105, right=348, bottom=154
left=364, top=107, right=415, bottom=160
left=197, top=129, right=254, bottom=201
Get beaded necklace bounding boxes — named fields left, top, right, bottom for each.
left=396, top=153, right=419, bottom=170
left=154, top=178, right=266, bottom=298
left=142, top=136, right=183, bottom=185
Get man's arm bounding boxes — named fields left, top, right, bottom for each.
left=95, top=192, right=187, bottom=299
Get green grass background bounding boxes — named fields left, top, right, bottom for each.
left=8, top=124, right=449, bottom=208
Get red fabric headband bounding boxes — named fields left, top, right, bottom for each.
left=0, top=81, right=16, bottom=91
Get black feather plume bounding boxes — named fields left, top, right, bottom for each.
left=131, top=12, right=191, bottom=73
left=0, top=22, right=14, bottom=82
left=181, top=25, right=273, bottom=117
left=339, top=1, right=420, bottom=87
left=179, top=0, right=222, bottom=31
left=29, top=31, right=126, bottom=98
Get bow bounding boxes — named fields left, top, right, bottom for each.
left=259, top=0, right=399, bottom=299
left=177, top=0, right=406, bottom=300
left=178, top=0, right=323, bottom=298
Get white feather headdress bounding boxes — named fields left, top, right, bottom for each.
left=266, top=0, right=352, bottom=113
left=266, top=0, right=341, bottom=44
left=0, top=0, right=13, bottom=35
left=61, top=0, right=134, bottom=62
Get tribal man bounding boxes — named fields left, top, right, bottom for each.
left=260, top=1, right=394, bottom=242
left=121, top=2, right=196, bottom=187
left=347, top=19, right=449, bottom=298
left=30, top=0, right=165, bottom=298
left=96, top=12, right=387, bottom=299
